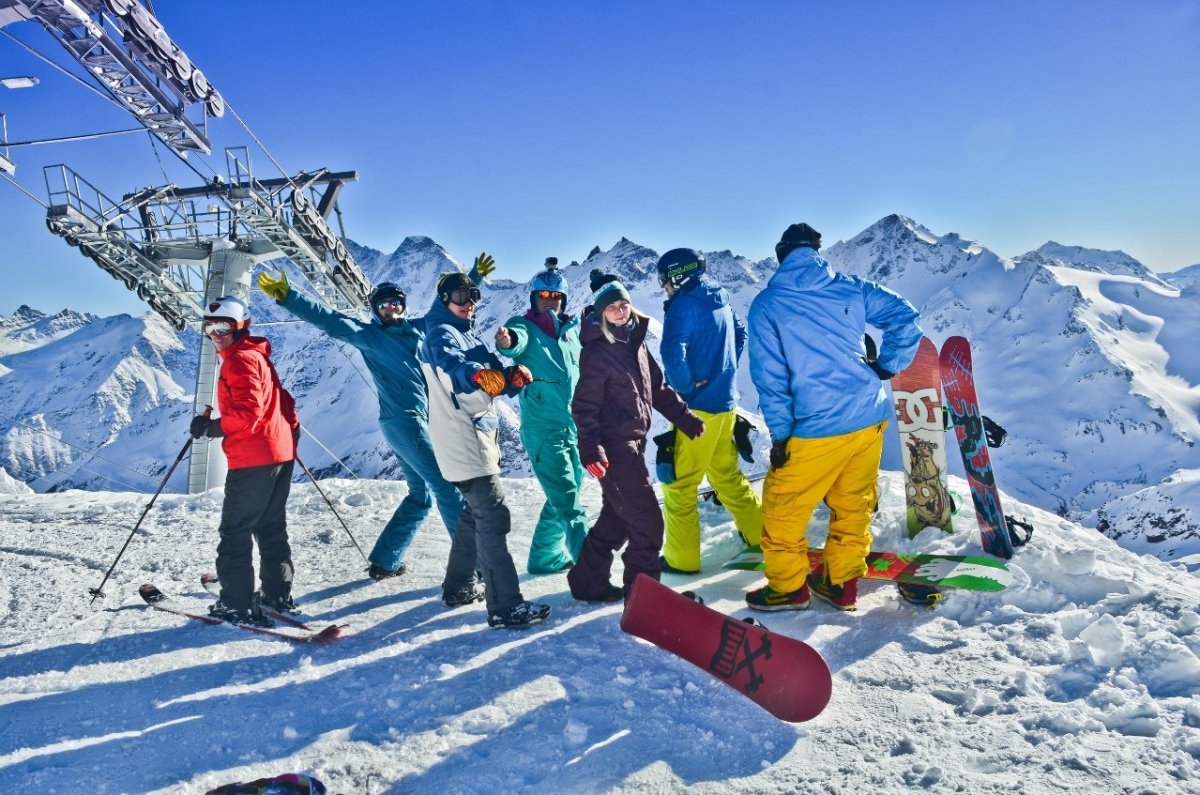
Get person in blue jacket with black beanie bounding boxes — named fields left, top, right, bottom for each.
left=656, top=248, right=763, bottom=574
left=745, top=223, right=922, bottom=613
left=256, top=254, right=495, bottom=581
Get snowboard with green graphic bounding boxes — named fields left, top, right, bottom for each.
left=723, top=546, right=1010, bottom=592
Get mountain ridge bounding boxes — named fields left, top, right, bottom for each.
left=2, top=215, right=1196, bottom=562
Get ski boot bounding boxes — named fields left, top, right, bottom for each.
left=442, top=578, right=486, bottom=608
left=487, top=600, right=551, bottom=629
left=208, top=598, right=273, bottom=628
left=745, top=583, right=810, bottom=611
left=367, top=562, right=406, bottom=581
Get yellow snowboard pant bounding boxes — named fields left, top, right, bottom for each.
left=761, top=421, right=885, bottom=593
left=662, top=408, right=763, bottom=572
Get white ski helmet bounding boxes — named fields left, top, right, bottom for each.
left=203, top=295, right=251, bottom=330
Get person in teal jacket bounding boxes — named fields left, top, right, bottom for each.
left=257, top=255, right=494, bottom=580
left=494, top=258, right=586, bottom=573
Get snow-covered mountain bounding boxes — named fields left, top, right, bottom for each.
left=825, top=215, right=1200, bottom=560
left=2, top=216, right=1197, bottom=562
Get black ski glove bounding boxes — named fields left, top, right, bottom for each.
left=982, top=416, right=1007, bottom=448
left=861, top=332, right=894, bottom=380
left=865, top=359, right=895, bottom=380
left=732, top=412, right=755, bottom=464
left=190, top=415, right=223, bottom=439
left=769, top=439, right=790, bottom=470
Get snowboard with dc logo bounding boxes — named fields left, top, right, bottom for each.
left=891, top=336, right=954, bottom=537
left=939, top=335, right=1016, bottom=559
left=620, top=574, right=831, bottom=722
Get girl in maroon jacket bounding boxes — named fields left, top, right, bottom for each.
left=568, top=270, right=705, bottom=602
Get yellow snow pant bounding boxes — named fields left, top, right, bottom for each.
left=761, top=421, right=885, bottom=593
left=662, top=408, right=763, bottom=572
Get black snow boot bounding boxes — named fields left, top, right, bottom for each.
left=487, top=600, right=551, bottom=629
left=208, top=598, right=274, bottom=628
left=368, top=563, right=406, bottom=581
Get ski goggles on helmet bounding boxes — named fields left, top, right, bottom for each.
left=448, top=286, right=481, bottom=305
left=202, top=320, right=235, bottom=336
left=373, top=297, right=406, bottom=311
left=535, top=290, right=565, bottom=300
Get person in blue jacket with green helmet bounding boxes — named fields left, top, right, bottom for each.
left=494, top=257, right=587, bottom=573
left=656, top=248, right=763, bottom=574
left=256, top=254, right=496, bottom=581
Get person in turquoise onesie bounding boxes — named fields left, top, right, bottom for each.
left=494, top=257, right=587, bottom=573
left=256, top=254, right=495, bottom=580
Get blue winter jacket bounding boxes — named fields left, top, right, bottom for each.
left=279, top=290, right=427, bottom=421
left=748, top=247, right=922, bottom=440
left=660, top=276, right=747, bottom=415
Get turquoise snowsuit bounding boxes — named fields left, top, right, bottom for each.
left=497, top=310, right=587, bottom=573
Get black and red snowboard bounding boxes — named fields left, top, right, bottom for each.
left=939, top=336, right=1016, bottom=559
left=620, top=574, right=831, bottom=722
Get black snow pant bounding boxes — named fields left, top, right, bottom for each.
left=215, top=460, right=294, bottom=611
left=567, top=438, right=662, bottom=600
left=443, top=474, right=523, bottom=614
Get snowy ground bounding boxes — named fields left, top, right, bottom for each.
left=1, top=472, right=1198, bottom=794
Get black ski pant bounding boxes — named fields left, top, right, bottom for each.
left=443, top=474, right=523, bottom=614
left=567, top=438, right=662, bottom=600
left=215, top=460, right=294, bottom=611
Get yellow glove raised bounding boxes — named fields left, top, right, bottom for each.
left=257, top=270, right=289, bottom=302
left=473, top=252, right=496, bottom=280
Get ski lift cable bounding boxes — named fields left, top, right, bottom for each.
left=1, top=127, right=148, bottom=147
left=26, top=456, right=150, bottom=494
left=0, top=413, right=163, bottom=485
left=221, top=96, right=329, bottom=207
left=1, top=170, right=50, bottom=208
left=0, top=27, right=131, bottom=115
left=298, top=422, right=363, bottom=480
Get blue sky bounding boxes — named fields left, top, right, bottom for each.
left=1, top=0, right=1197, bottom=316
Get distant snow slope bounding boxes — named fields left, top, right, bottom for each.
left=2, top=215, right=1197, bottom=560
left=1, top=475, right=1196, bottom=793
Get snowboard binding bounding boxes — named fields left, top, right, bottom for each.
left=897, top=583, right=943, bottom=609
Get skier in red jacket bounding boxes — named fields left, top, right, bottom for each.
left=190, top=296, right=300, bottom=627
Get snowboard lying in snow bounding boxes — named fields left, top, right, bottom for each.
left=723, top=546, right=1011, bottom=592
left=620, top=573, right=831, bottom=722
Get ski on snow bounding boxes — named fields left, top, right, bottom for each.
left=139, top=584, right=342, bottom=643
left=199, top=572, right=312, bottom=630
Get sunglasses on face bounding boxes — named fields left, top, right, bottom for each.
left=536, top=290, right=565, bottom=300
left=449, top=287, right=481, bottom=305
left=374, top=298, right=405, bottom=311
left=203, top=320, right=234, bottom=336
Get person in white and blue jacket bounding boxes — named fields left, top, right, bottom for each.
left=745, top=223, right=922, bottom=613
left=420, top=268, right=551, bottom=629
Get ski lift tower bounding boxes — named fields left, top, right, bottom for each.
left=43, top=150, right=372, bottom=493
left=3, top=1, right=373, bottom=492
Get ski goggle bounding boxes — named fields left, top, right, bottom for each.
left=203, top=320, right=234, bottom=336
left=535, top=290, right=565, bottom=300
left=374, top=298, right=406, bottom=311
left=448, top=287, right=481, bottom=305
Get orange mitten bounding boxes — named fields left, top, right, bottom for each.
left=474, top=368, right=507, bottom=397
